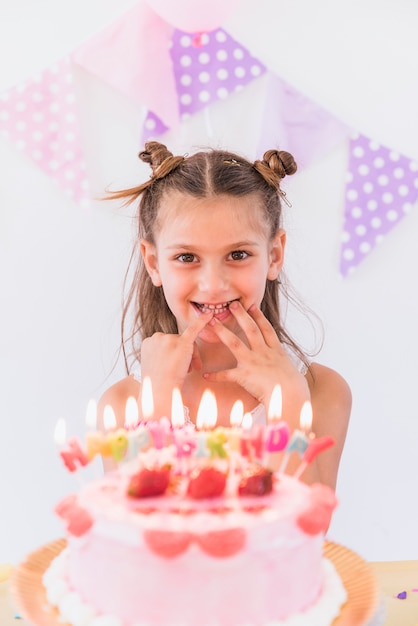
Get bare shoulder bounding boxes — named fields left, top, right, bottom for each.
left=97, top=375, right=140, bottom=430
left=306, top=362, right=352, bottom=489
left=308, top=363, right=352, bottom=406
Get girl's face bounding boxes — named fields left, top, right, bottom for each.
left=141, top=192, right=285, bottom=343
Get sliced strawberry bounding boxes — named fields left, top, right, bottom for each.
left=197, top=528, right=246, bottom=558
left=238, top=465, right=273, bottom=496
left=127, top=466, right=171, bottom=498
left=143, top=530, right=192, bottom=558
left=187, top=466, right=227, bottom=499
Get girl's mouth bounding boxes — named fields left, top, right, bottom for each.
left=193, top=300, right=238, bottom=315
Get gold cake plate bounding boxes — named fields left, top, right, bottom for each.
left=10, top=539, right=379, bottom=626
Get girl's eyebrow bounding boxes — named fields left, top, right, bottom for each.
left=165, top=240, right=261, bottom=249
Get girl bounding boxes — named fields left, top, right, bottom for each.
left=98, top=141, right=351, bottom=489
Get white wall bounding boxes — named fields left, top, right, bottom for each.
left=1, top=0, right=417, bottom=564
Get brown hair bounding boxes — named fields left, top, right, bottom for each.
left=109, top=141, right=314, bottom=373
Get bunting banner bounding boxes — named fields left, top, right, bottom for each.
left=72, top=2, right=179, bottom=131
left=0, top=57, right=90, bottom=209
left=340, top=133, right=418, bottom=276
left=143, top=27, right=266, bottom=141
left=258, top=74, right=350, bottom=170
left=1, top=0, right=417, bottom=277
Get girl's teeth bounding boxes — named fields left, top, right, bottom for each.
left=198, top=302, right=230, bottom=313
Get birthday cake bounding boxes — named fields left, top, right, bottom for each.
left=42, top=411, right=348, bottom=626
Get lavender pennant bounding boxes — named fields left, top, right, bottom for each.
left=340, top=133, right=418, bottom=276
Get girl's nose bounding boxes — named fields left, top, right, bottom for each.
left=198, top=262, right=228, bottom=294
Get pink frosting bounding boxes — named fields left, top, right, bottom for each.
left=60, top=470, right=331, bottom=626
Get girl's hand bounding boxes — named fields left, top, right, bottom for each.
left=203, top=301, right=310, bottom=421
left=140, top=311, right=213, bottom=417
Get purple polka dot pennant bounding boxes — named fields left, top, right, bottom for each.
left=142, top=28, right=266, bottom=139
left=340, top=133, right=418, bottom=276
left=171, top=28, right=266, bottom=119
left=142, top=110, right=169, bottom=142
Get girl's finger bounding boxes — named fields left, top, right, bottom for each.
left=246, top=304, right=283, bottom=348
left=203, top=367, right=236, bottom=384
left=181, top=311, right=213, bottom=343
left=228, top=301, right=278, bottom=349
left=189, top=342, right=202, bottom=371
left=207, top=317, right=248, bottom=358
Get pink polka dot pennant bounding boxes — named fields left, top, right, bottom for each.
left=143, top=27, right=266, bottom=139
left=340, top=132, right=418, bottom=276
left=0, top=57, right=90, bottom=209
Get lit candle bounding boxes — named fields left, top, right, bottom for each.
left=54, top=418, right=89, bottom=472
left=171, top=387, right=185, bottom=429
left=141, top=376, right=154, bottom=420
left=139, top=376, right=167, bottom=449
left=264, top=385, right=290, bottom=471
left=123, top=396, right=150, bottom=461
left=84, top=399, right=106, bottom=461
left=171, top=388, right=196, bottom=465
left=85, top=399, right=97, bottom=429
left=147, top=420, right=167, bottom=449
left=240, top=413, right=264, bottom=460
left=265, top=385, right=290, bottom=452
left=207, top=428, right=228, bottom=459
left=227, top=400, right=243, bottom=452
left=225, top=400, right=243, bottom=475
left=108, top=430, right=128, bottom=462
left=279, top=401, right=313, bottom=474
left=103, top=406, right=128, bottom=462
left=125, top=396, right=139, bottom=429
left=100, top=406, right=115, bottom=457
left=293, top=436, right=335, bottom=480
left=194, top=390, right=217, bottom=458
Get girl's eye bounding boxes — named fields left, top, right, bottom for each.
left=177, top=253, right=196, bottom=263
left=230, top=250, right=249, bottom=261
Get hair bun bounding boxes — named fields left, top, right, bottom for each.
left=262, top=149, right=297, bottom=179
left=139, top=141, right=185, bottom=180
left=139, top=141, right=173, bottom=171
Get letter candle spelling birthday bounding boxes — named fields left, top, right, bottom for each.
left=264, top=385, right=290, bottom=471
left=293, top=436, right=335, bottom=480
left=85, top=399, right=105, bottom=461
left=171, top=388, right=196, bottom=473
left=103, top=406, right=128, bottom=462
left=54, top=418, right=89, bottom=473
left=279, top=401, right=312, bottom=474
left=124, top=396, right=151, bottom=461
left=194, top=390, right=217, bottom=458
left=141, top=377, right=168, bottom=449
left=227, top=400, right=244, bottom=474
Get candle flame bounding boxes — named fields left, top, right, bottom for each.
left=141, top=376, right=154, bottom=419
left=267, top=384, right=282, bottom=421
left=171, top=388, right=185, bottom=428
left=103, top=405, right=117, bottom=431
left=241, top=412, right=253, bottom=430
left=230, top=399, right=244, bottom=427
left=54, top=418, right=66, bottom=446
left=196, top=389, right=217, bottom=429
left=85, top=399, right=97, bottom=430
left=299, top=401, right=313, bottom=432
left=125, top=396, right=139, bottom=427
